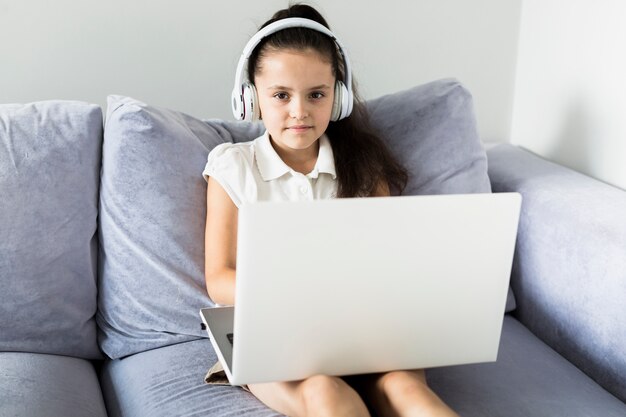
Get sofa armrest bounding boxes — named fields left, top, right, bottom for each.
left=486, top=144, right=626, bottom=403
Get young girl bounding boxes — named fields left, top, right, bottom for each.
left=203, top=4, right=459, bottom=416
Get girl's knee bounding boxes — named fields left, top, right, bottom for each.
left=377, top=371, right=459, bottom=416
left=300, top=375, right=368, bottom=416
left=300, top=375, right=343, bottom=405
left=378, top=370, right=428, bottom=395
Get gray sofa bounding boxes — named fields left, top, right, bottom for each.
left=1, top=79, right=625, bottom=417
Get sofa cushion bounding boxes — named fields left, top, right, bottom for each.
left=97, top=96, right=264, bottom=359
left=427, top=316, right=626, bottom=417
left=367, top=79, right=491, bottom=195
left=97, top=79, right=507, bottom=360
left=0, top=101, right=102, bottom=359
left=487, top=143, right=626, bottom=403
left=0, top=352, right=107, bottom=417
left=100, top=339, right=281, bottom=417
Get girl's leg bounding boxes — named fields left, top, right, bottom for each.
left=248, top=374, right=371, bottom=417
left=364, top=370, right=459, bottom=417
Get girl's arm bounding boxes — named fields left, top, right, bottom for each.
left=204, top=177, right=238, bottom=305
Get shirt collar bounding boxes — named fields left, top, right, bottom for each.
left=255, top=131, right=337, bottom=181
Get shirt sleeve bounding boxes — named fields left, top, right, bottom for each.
left=203, top=143, right=253, bottom=208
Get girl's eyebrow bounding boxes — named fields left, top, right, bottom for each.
left=266, top=84, right=332, bottom=91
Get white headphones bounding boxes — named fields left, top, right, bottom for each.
left=231, top=17, right=354, bottom=122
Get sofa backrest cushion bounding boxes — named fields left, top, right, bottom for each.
left=366, top=80, right=491, bottom=195
left=97, top=96, right=264, bottom=358
left=97, top=79, right=502, bottom=359
left=0, top=101, right=102, bottom=359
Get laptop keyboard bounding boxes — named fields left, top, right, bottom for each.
left=227, top=333, right=234, bottom=346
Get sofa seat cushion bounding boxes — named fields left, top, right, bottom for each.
left=100, top=338, right=281, bottom=417
left=427, top=316, right=626, bottom=416
left=0, top=352, right=107, bottom=417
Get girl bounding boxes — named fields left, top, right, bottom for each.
left=203, top=4, right=459, bottom=416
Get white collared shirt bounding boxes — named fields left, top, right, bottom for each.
left=203, top=131, right=338, bottom=208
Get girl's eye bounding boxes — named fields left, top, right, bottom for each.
left=310, top=92, right=325, bottom=99
left=274, top=92, right=289, bottom=100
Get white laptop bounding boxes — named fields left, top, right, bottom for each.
left=200, top=192, right=521, bottom=386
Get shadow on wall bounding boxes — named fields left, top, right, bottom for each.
left=548, top=97, right=595, bottom=178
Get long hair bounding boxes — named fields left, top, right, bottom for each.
left=248, top=4, right=408, bottom=197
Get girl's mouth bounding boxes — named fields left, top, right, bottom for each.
left=288, top=125, right=312, bottom=133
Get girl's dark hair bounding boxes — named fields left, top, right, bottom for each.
left=249, top=4, right=408, bottom=197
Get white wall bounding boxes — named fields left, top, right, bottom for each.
left=511, top=0, right=626, bottom=190
left=0, top=0, right=521, bottom=143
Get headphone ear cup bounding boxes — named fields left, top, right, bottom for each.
left=242, top=83, right=260, bottom=121
left=331, top=81, right=352, bottom=121
left=340, top=82, right=352, bottom=119
left=331, top=82, right=343, bottom=122
left=232, top=87, right=244, bottom=120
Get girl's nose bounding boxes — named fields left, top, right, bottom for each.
left=289, top=97, right=308, bottom=120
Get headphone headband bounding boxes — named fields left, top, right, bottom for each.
left=232, top=17, right=353, bottom=121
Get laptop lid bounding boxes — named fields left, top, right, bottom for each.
left=231, top=193, right=521, bottom=385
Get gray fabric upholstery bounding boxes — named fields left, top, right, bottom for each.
left=98, top=79, right=507, bottom=360
left=97, top=96, right=264, bottom=359
left=505, top=286, right=516, bottom=312
left=100, top=338, right=281, bottom=417
left=0, top=352, right=107, bottom=417
left=0, top=101, right=102, bottom=359
left=99, top=316, right=626, bottom=417
left=486, top=144, right=626, bottom=403
left=428, top=316, right=626, bottom=417
left=367, top=79, right=491, bottom=195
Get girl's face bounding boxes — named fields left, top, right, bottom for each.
left=254, top=48, right=335, bottom=165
